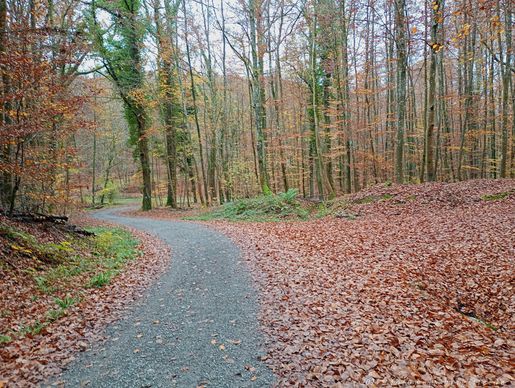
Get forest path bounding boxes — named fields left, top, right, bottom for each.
left=56, top=207, right=274, bottom=387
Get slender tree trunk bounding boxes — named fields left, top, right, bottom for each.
left=426, top=0, right=441, bottom=181
left=92, top=124, right=97, bottom=205
left=488, top=38, right=497, bottom=178
left=183, top=0, right=208, bottom=204
left=309, top=8, right=325, bottom=199
left=153, top=0, right=178, bottom=208
left=457, top=4, right=476, bottom=181
left=394, top=0, right=407, bottom=183
left=249, top=0, right=270, bottom=193
left=499, top=0, right=511, bottom=177
left=0, top=0, right=12, bottom=209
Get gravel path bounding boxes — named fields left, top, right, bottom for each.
left=56, top=208, right=274, bottom=387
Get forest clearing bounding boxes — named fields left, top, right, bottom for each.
left=1, top=0, right=514, bottom=385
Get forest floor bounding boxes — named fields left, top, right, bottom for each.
left=1, top=179, right=513, bottom=386
left=131, top=179, right=515, bottom=386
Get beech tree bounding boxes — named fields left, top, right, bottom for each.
left=89, top=0, right=153, bottom=210
left=0, top=0, right=87, bottom=214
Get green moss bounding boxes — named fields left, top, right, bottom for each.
left=481, top=191, right=512, bottom=201
left=354, top=193, right=394, bottom=204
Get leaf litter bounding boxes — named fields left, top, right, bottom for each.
left=212, top=179, right=515, bottom=386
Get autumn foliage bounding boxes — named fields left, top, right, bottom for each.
left=0, top=1, right=87, bottom=215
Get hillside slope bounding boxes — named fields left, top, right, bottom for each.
left=0, top=216, right=169, bottom=386
left=214, top=179, right=515, bottom=386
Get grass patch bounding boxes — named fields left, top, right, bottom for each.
left=54, top=295, right=79, bottom=309
left=481, top=191, right=512, bottom=201
left=1, top=223, right=76, bottom=265
left=314, top=203, right=333, bottom=218
left=85, top=227, right=140, bottom=287
left=475, top=318, right=498, bottom=331
left=84, top=196, right=140, bottom=210
left=34, top=276, right=56, bottom=294
left=30, top=227, right=140, bottom=293
left=89, top=271, right=112, bottom=288
left=46, top=308, right=65, bottom=322
left=188, top=189, right=309, bottom=221
left=0, top=225, right=35, bottom=243
left=354, top=193, right=394, bottom=204
left=459, top=311, right=499, bottom=331
left=90, top=227, right=140, bottom=269
left=18, top=320, right=46, bottom=336
left=186, top=189, right=398, bottom=222
left=0, top=334, right=12, bottom=344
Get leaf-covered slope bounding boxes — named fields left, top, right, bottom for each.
left=214, top=179, right=515, bottom=386
left=0, top=217, right=170, bottom=386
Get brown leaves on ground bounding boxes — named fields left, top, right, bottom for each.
left=123, top=206, right=204, bottom=220
left=0, top=217, right=170, bottom=387
left=212, top=179, right=515, bottom=386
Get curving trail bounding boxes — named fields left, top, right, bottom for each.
left=56, top=207, right=274, bottom=387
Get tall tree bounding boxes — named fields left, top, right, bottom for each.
left=90, top=0, right=153, bottom=210
left=152, top=0, right=182, bottom=208
left=249, top=0, right=270, bottom=193
left=394, top=0, right=408, bottom=183
left=425, top=0, right=442, bottom=181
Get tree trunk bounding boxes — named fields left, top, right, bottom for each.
left=249, top=0, right=270, bottom=193
left=425, top=0, right=440, bottom=181
left=394, top=0, right=407, bottom=183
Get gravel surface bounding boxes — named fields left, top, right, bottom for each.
left=55, top=207, right=274, bottom=388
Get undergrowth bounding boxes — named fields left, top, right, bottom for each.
left=0, top=223, right=140, bottom=342
left=480, top=191, right=513, bottom=201
left=188, top=189, right=309, bottom=221
left=186, top=188, right=397, bottom=221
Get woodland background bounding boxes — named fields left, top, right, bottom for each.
left=0, top=0, right=513, bottom=213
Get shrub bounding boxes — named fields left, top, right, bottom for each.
left=97, top=182, right=118, bottom=204
left=191, top=189, right=308, bottom=221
